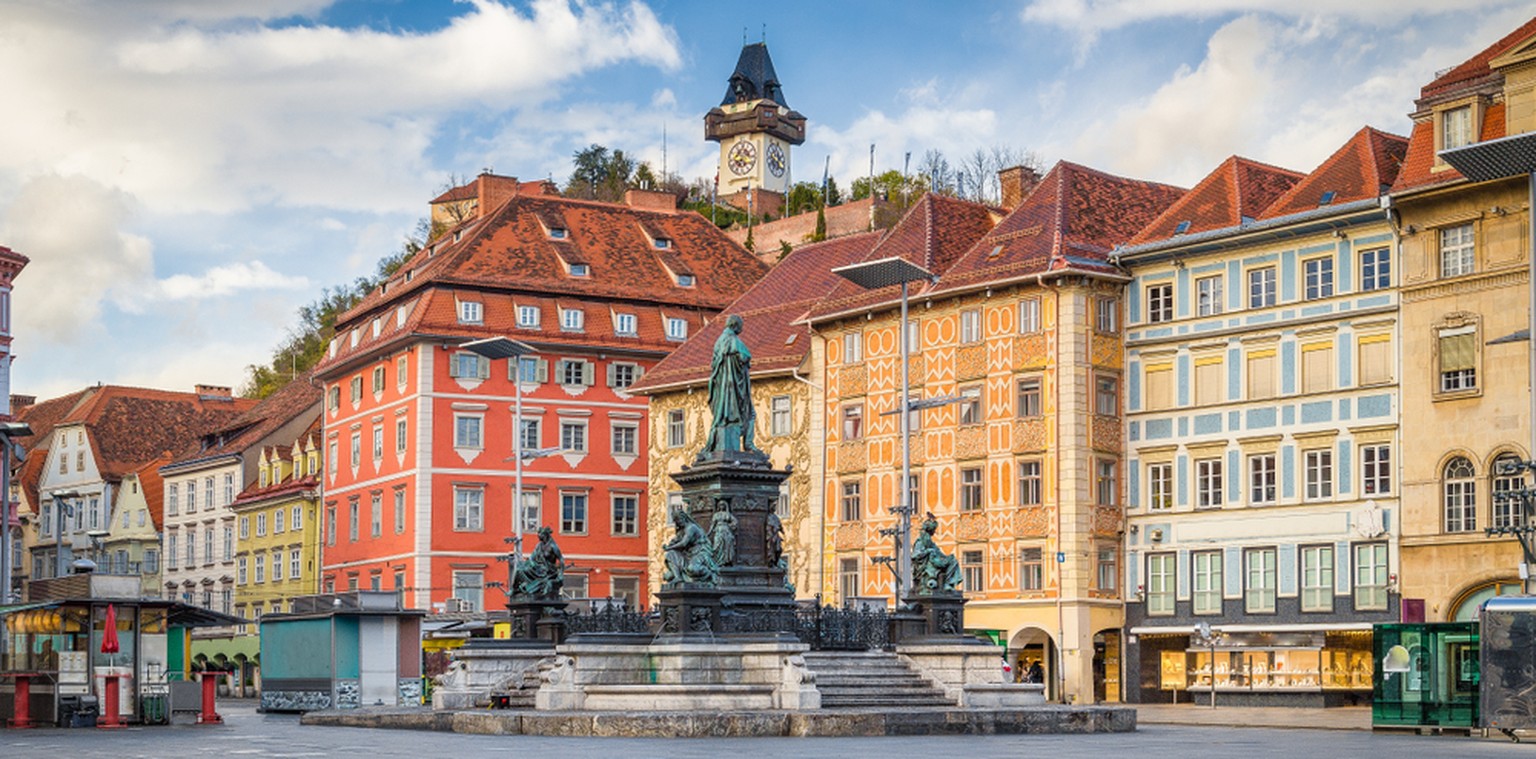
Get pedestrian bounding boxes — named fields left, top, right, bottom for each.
left=1028, top=660, right=1044, bottom=684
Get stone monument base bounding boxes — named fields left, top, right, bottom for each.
left=506, top=597, right=569, bottom=644
left=656, top=584, right=726, bottom=641
left=432, top=639, right=556, bottom=709
left=534, top=639, right=819, bottom=711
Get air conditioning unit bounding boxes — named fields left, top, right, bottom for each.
left=443, top=598, right=472, bottom=613
left=1149, top=528, right=1165, bottom=543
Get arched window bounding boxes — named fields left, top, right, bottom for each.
left=1492, top=454, right=1526, bottom=529
left=1443, top=457, right=1477, bottom=533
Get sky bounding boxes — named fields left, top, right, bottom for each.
left=1, top=0, right=1533, bottom=401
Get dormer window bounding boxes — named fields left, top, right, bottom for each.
left=666, top=317, right=688, bottom=341
left=561, top=308, right=585, bottom=332
left=371, top=317, right=381, bottom=338
left=614, top=313, right=637, bottom=337
left=1318, top=190, right=1336, bottom=206
left=653, top=236, right=672, bottom=250
left=1442, top=106, right=1473, bottom=150
left=549, top=227, right=568, bottom=240
left=677, top=274, right=696, bottom=287
left=1173, top=221, right=1192, bottom=235
left=458, top=300, right=483, bottom=324
left=569, top=263, right=590, bottom=277
left=517, top=305, right=540, bottom=329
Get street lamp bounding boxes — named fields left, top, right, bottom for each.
left=1193, top=621, right=1223, bottom=709
left=0, top=420, right=31, bottom=604
left=1441, top=133, right=1536, bottom=593
left=458, top=337, right=542, bottom=566
left=831, top=256, right=936, bottom=601
left=49, top=489, right=82, bottom=580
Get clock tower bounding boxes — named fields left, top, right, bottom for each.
left=705, top=42, right=806, bottom=212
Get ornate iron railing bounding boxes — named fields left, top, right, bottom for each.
left=795, top=605, right=890, bottom=651
left=562, top=604, right=652, bottom=635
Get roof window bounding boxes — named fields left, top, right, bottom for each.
left=653, top=236, right=672, bottom=249
left=569, top=263, right=590, bottom=277
left=1319, top=190, right=1336, bottom=206
left=1173, top=220, right=1192, bottom=235
left=549, top=227, right=569, bottom=240
left=676, top=273, right=696, bottom=287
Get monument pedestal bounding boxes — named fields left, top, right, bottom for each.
left=900, top=592, right=971, bottom=642
left=656, top=585, right=726, bottom=641
left=506, top=597, right=569, bottom=644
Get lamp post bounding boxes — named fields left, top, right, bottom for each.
left=0, top=420, right=31, bottom=603
left=458, top=337, right=545, bottom=566
left=1193, top=621, right=1222, bottom=709
left=831, top=256, right=936, bottom=600
left=49, top=489, right=82, bottom=580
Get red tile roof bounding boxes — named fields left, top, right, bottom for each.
left=232, top=417, right=322, bottom=507
left=931, top=161, right=1185, bottom=295
left=1393, top=101, right=1507, bottom=193
left=632, top=231, right=884, bottom=393
left=807, top=193, right=999, bottom=321
left=318, top=190, right=766, bottom=376
left=1130, top=156, right=1303, bottom=244
left=167, top=374, right=322, bottom=467
left=1419, top=16, right=1536, bottom=101
left=1259, top=127, right=1406, bottom=219
left=132, top=453, right=172, bottom=531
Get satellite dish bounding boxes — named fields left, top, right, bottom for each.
left=1382, top=644, right=1411, bottom=674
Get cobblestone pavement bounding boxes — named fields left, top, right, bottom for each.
left=1136, top=703, right=1372, bottom=730
left=0, top=702, right=1529, bottom=758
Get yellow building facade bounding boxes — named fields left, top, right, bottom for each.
left=231, top=436, right=323, bottom=624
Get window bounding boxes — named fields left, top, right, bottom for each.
left=349, top=376, right=362, bottom=402
left=1196, top=458, right=1223, bottom=508
left=327, top=387, right=340, bottom=411
left=291, top=549, right=302, bottom=579
left=961, top=550, right=984, bottom=594
left=1146, top=283, right=1173, bottom=323
left=559, top=422, right=587, bottom=452
left=1093, top=458, right=1118, bottom=506
left=1438, top=325, right=1477, bottom=393
left=168, top=484, right=178, bottom=516
left=960, top=467, right=984, bottom=511
left=905, top=475, right=918, bottom=513
left=328, top=441, right=337, bottom=475
left=558, top=359, right=591, bottom=386
left=186, top=481, right=196, bottom=513
left=770, top=395, right=792, bottom=436
left=518, top=418, right=540, bottom=458
left=560, top=308, right=584, bottom=332
left=372, top=427, right=384, bottom=460
left=397, top=355, right=408, bottom=388
left=449, top=352, right=488, bottom=380
left=1095, top=376, right=1118, bottom=416
left=1249, top=454, right=1277, bottom=504
left=458, top=300, right=483, bottom=324
left=614, top=312, right=637, bottom=336
left=396, top=419, right=408, bottom=453
left=1147, top=462, right=1173, bottom=511
left=1301, top=343, right=1333, bottom=394
left=349, top=433, right=361, bottom=467
left=1360, top=248, right=1390, bottom=291
left=1019, top=547, right=1044, bottom=591
left=842, top=404, right=864, bottom=440
left=326, top=507, right=336, bottom=546
left=569, top=263, right=589, bottom=278
left=1196, top=276, right=1223, bottom=316
left=961, top=309, right=982, bottom=343
left=453, top=487, right=483, bottom=532
left=452, top=572, right=483, bottom=613
left=1194, top=357, right=1223, bottom=405
left=256, top=513, right=267, bottom=537
left=1018, top=460, right=1042, bottom=506
left=272, top=550, right=284, bottom=581
left=1016, top=377, right=1042, bottom=417
left=666, top=317, right=688, bottom=341
left=1019, top=299, right=1041, bottom=333
left=611, top=424, right=637, bottom=456
left=372, top=365, right=386, bottom=394
left=840, top=481, right=862, bottom=521
left=611, top=494, right=638, bottom=536
left=1440, top=223, right=1475, bottom=277
left=959, top=386, right=982, bottom=425
left=236, top=556, right=247, bottom=584
left=1304, top=257, right=1334, bottom=300
left=1442, top=105, right=1472, bottom=150
left=518, top=489, right=541, bottom=534
left=1305, top=449, right=1333, bottom=500
left=394, top=489, right=406, bottom=534
left=1444, top=456, right=1477, bottom=533
left=666, top=410, right=685, bottom=448
left=224, top=472, right=234, bottom=505
left=1096, top=297, right=1118, bottom=333
left=1147, top=553, right=1176, bottom=616
left=1354, top=543, right=1389, bottom=611
left=1144, top=363, right=1173, bottom=410
left=561, top=491, right=588, bottom=534
left=517, top=305, right=541, bottom=328
left=144, top=550, right=159, bottom=574
left=370, top=492, right=382, bottom=537
left=1192, top=551, right=1222, bottom=615
left=1362, top=445, right=1391, bottom=496
left=166, top=533, right=178, bottom=570
left=1245, top=548, right=1278, bottom=613
left=454, top=415, right=483, bottom=449
left=1246, top=350, right=1276, bottom=400
left=239, top=516, right=250, bottom=539
left=1096, top=547, right=1117, bottom=592
left=1248, top=267, right=1276, bottom=309
left=204, top=527, right=214, bottom=565
left=1358, top=335, right=1393, bottom=385
left=838, top=558, right=861, bottom=603
left=779, top=481, right=794, bottom=518
left=609, top=363, right=639, bottom=390
left=1494, top=454, right=1527, bottom=529
left=843, top=331, right=862, bottom=363
left=185, top=531, right=197, bottom=567
left=292, top=506, right=302, bottom=531
left=1301, top=545, right=1334, bottom=612
left=675, top=273, right=695, bottom=287
left=348, top=499, right=359, bottom=541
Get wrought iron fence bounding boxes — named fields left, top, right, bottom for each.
left=563, top=604, right=652, bottom=635
left=795, top=604, right=890, bottom=651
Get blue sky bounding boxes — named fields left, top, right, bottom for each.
left=1, top=0, right=1532, bottom=400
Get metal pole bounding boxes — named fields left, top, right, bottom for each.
left=0, top=435, right=10, bottom=604
left=1209, top=637, right=1217, bottom=709
left=897, top=279, right=912, bottom=601
left=513, top=360, right=525, bottom=566
left=1528, top=171, right=1536, bottom=594
left=56, top=498, right=68, bottom=579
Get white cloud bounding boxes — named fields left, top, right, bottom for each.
left=155, top=261, right=309, bottom=301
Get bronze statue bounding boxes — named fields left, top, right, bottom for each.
left=764, top=509, right=785, bottom=568
left=511, top=526, right=564, bottom=598
left=703, top=315, right=758, bottom=455
left=911, top=512, right=961, bottom=594
left=709, top=498, right=737, bottom=567
left=662, top=507, right=720, bottom=586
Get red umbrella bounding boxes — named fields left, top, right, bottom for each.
left=101, top=604, right=120, bottom=655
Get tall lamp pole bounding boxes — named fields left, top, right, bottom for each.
left=49, top=489, right=82, bottom=580
left=832, top=257, right=936, bottom=601
left=0, top=421, right=31, bottom=603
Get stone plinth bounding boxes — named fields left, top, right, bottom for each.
left=505, top=597, right=569, bottom=644
left=671, top=451, right=795, bottom=620
left=656, top=585, right=726, bottom=641
left=432, top=640, right=556, bottom=710
left=535, top=640, right=819, bottom=711
left=900, top=592, right=968, bottom=641
left=897, top=641, right=1016, bottom=706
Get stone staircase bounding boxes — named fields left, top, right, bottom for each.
left=801, top=650, right=955, bottom=709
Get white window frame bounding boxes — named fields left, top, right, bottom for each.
left=1018, top=298, right=1041, bottom=334
left=1248, top=267, right=1276, bottom=309
left=1303, top=256, right=1334, bottom=300
left=1353, top=542, right=1389, bottom=611
left=1146, top=283, right=1173, bottom=323
left=1361, top=444, right=1391, bottom=497
left=1147, top=462, right=1173, bottom=512
left=1192, top=550, right=1222, bottom=615
left=458, top=300, right=483, bottom=324
left=453, top=486, right=484, bottom=532
left=1440, top=223, right=1475, bottom=278
left=1304, top=449, right=1333, bottom=501
left=961, top=309, right=982, bottom=343
left=1244, top=548, right=1278, bottom=614
left=454, top=414, right=484, bottom=449
left=1301, top=544, right=1334, bottom=612
left=665, top=317, right=688, bottom=341
left=770, top=395, right=792, bottom=436
left=1196, top=275, right=1223, bottom=316
left=1196, top=458, right=1223, bottom=508
left=517, top=305, right=541, bottom=329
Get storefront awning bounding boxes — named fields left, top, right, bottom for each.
left=169, top=605, right=247, bottom=628
left=0, top=602, right=62, bottom=616
left=1130, top=622, right=1375, bottom=635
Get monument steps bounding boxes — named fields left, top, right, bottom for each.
left=801, top=651, right=956, bottom=709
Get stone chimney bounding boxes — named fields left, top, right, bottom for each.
left=195, top=384, right=233, bottom=399
left=625, top=188, right=681, bottom=213
left=475, top=173, right=521, bottom=218
left=9, top=394, right=34, bottom=413
left=998, top=165, right=1041, bottom=210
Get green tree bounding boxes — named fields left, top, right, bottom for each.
left=633, top=162, right=657, bottom=189
left=566, top=144, right=609, bottom=199
left=825, top=176, right=843, bottom=206
left=784, top=181, right=824, bottom=216
left=778, top=239, right=793, bottom=261
left=811, top=206, right=827, bottom=242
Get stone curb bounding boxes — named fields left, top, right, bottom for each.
left=299, top=705, right=1136, bottom=737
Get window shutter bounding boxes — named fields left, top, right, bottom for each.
left=583, top=360, right=596, bottom=386
left=447, top=356, right=460, bottom=378
left=606, top=362, right=617, bottom=388
left=1440, top=331, right=1475, bottom=371
left=633, top=364, right=644, bottom=380
left=1302, top=345, right=1333, bottom=394
left=1359, top=337, right=1392, bottom=385
left=536, top=358, right=549, bottom=383
left=1145, top=365, right=1173, bottom=410
left=1194, top=359, right=1223, bottom=405
left=1247, top=352, right=1276, bottom=399
left=476, top=356, right=490, bottom=380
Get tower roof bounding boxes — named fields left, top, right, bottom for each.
left=722, top=42, right=789, bottom=107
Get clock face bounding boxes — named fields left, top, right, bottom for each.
left=766, top=142, right=786, bottom=177
left=728, top=140, right=757, bottom=176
